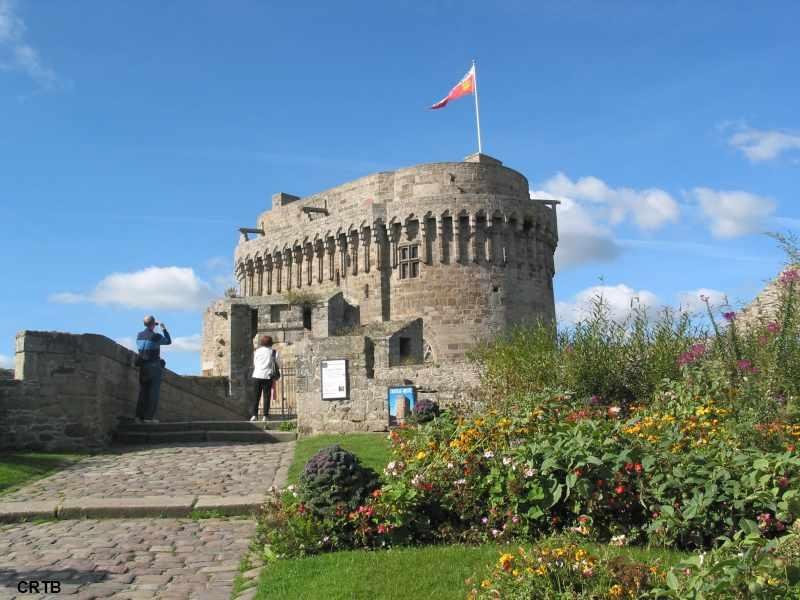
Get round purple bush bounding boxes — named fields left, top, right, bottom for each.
left=410, top=399, right=440, bottom=423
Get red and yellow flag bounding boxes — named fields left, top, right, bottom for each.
left=430, top=65, right=476, bottom=110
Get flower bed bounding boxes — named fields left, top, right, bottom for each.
left=254, top=267, right=800, bottom=597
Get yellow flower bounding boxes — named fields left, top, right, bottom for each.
left=512, top=568, right=520, bottom=577
left=480, top=579, right=491, bottom=589
left=534, top=565, right=547, bottom=576
left=574, top=549, right=587, bottom=562
left=498, top=553, right=514, bottom=571
left=416, top=451, right=427, bottom=460
left=609, top=584, right=624, bottom=599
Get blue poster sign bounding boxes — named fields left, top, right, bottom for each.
left=388, top=386, right=416, bottom=418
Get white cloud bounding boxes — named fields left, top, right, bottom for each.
left=204, top=256, right=230, bottom=270
left=51, top=266, right=214, bottom=311
left=556, top=284, right=660, bottom=324
left=116, top=333, right=202, bottom=353
left=166, top=334, right=202, bottom=353
left=0, top=0, right=57, bottom=89
left=532, top=190, right=620, bottom=269
left=728, top=126, right=800, bottom=162
left=692, top=187, right=776, bottom=238
left=0, top=353, right=13, bottom=369
left=677, top=288, right=728, bottom=314
left=539, top=172, right=680, bottom=231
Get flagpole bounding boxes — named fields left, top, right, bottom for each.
left=472, top=59, right=483, bottom=154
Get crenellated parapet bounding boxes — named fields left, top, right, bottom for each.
left=212, top=153, right=558, bottom=368
left=233, top=155, right=557, bottom=304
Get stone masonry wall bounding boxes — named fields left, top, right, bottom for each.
left=293, top=329, right=480, bottom=435
left=0, top=331, right=247, bottom=451
left=224, top=155, right=558, bottom=364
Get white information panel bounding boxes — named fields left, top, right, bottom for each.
left=320, top=359, right=349, bottom=400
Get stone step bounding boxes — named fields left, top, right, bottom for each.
left=116, top=419, right=295, bottom=433
left=0, top=494, right=268, bottom=522
left=113, top=429, right=297, bottom=444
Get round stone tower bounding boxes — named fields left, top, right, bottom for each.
left=224, top=153, right=557, bottom=365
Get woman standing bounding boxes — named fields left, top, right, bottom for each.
left=251, top=335, right=280, bottom=421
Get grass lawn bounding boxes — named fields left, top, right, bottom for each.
left=256, top=544, right=501, bottom=600
left=255, top=541, right=690, bottom=600
left=0, top=452, right=84, bottom=495
left=287, top=433, right=392, bottom=484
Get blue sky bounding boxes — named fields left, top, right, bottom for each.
left=1, top=1, right=799, bottom=374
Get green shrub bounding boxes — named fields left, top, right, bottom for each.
left=474, top=300, right=699, bottom=409
left=653, top=529, right=800, bottom=599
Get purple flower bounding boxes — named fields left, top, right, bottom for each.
left=723, top=311, right=736, bottom=322
left=780, top=269, right=799, bottom=285
left=589, top=394, right=602, bottom=406
left=481, top=516, right=489, bottom=525
left=736, top=359, right=758, bottom=374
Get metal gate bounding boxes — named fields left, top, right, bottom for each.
left=258, top=364, right=297, bottom=418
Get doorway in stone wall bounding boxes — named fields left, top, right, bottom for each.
left=258, top=362, right=297, bottom=419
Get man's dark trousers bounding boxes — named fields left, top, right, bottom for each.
left=136, top=363, right=163, bottom=420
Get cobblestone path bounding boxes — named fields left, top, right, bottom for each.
left=0, top=518, right=255, bottom=599
left=2, top=442, right=294, bottom=501
left=0, top=442, right=295, bottom=599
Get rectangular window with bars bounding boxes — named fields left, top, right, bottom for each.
left=399, top=244, right=420, bottom=279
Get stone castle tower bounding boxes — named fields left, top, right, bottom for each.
left=201, top=153, right=558, bottom=431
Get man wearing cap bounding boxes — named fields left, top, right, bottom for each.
left=135, top=315, right=172, bottom=424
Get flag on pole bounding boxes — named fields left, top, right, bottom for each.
left=430, top=65, right=476, bottom=110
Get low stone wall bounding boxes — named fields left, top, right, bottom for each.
left=294, top=333, right=480, bottom=435
left=0, top=331, right=248, bottom=451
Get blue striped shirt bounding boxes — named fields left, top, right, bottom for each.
left=136, top=328, right=172, bottom=363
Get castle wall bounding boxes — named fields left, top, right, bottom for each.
left=293, top=330, right=480, bottom=435
left=225, top=155, right=557, bottom=364
left=1, top=331, right=246, bottom=451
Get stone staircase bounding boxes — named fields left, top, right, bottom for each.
left=113, top=419, right=297, bottom=444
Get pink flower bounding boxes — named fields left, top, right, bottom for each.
left=481, top=516, right=489, bottom=525
left=736, top=359, right=759, bottom=374
left=691, top=343, right=706, bottom=356
left=767, top=321, right=780, bottom=334
left=723, top=311, right=736, bottom=322
left=780, top=269, right=799, bottom=285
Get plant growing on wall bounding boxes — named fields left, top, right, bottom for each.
left=285, top=290, right=319, bottom=308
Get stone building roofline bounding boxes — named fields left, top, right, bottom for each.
left=263, top=153, right=527, bottom=215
